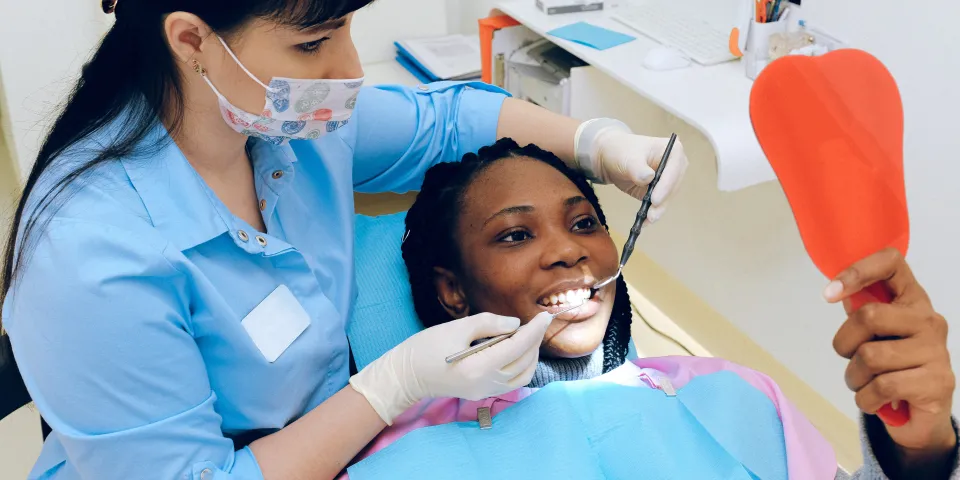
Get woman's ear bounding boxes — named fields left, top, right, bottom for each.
left=164, top=12, right=211, bottom=64
left=433, top=267, right=470, bottom=319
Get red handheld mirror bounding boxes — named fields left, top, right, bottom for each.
left=750, top=49, right=910, bottom=427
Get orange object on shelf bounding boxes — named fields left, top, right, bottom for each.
left=750, top=49, right=910, bottom=427
left=479, top=15, right=521, bottom=84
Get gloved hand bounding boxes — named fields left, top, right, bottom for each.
left=574, top=118, right=689, bottom=224
left=349, top=311, right=553, bottom=425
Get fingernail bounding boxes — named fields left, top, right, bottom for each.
left=823, top=281, right=843, bottom=301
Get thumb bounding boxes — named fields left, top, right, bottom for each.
left=599, top=131, right=656, bottom=185
left=822, top=249, right=911, bottom=303
left=458, top=313, right=521, bottom=341
left=520, top=311, right=554, bottom=338
left=621, top=152, right=656, bottom=186
left=495, top=312, right=553, bottom=355
left=477, top=311, right=553, bottom=368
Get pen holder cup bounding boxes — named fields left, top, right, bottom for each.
left=744, top=19, right=788, bottom=80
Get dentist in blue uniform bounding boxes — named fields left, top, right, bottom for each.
left=0, top=1, right=689, bottom=479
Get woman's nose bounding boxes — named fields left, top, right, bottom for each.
left=331, top=39, right=364, bottom=79
left=540, top=233, right=589, bottom=269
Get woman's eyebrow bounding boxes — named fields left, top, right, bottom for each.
left=564, top=196, right=588, bottom=207
left=483, top=205, right=534, bottom=227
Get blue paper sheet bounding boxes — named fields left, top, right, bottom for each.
left=547, top=22, right=636, bottom=50
left=348, top=371, right=788, bottom=479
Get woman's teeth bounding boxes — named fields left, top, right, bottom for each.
left=539, top=288, right=591, bottom=307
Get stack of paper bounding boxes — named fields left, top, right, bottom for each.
left=394, top=34, right=482, bottom=83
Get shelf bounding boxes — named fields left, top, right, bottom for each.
left=495, top=1, right=775, bottom=192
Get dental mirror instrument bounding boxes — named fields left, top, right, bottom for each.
left=750, top=49, right=909, bottom=427
left=445, top=303, right=585, bottom=364
left=592, top=132, right=678, bottom=292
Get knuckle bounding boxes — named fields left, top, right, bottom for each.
left=856, top=344, right=882, bottom=372
left=881, top=247, right=902, bottom=263
left=875, top=376, right=898, bottom=398
left=851, top=303, right=880, bottom=331
left=856, top=303, right=881, bottom=327
left=927, top=403, right=947, bottom=416
left=929, top=313, right=949, bottom=338
left=941, top=367, right=956, bottom=393
left=832, top=333, right=846, bottom=357
left=844, top=266, right=864, bottom=287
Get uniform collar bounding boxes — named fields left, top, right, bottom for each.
left=120, top=122, right=298, bottom=252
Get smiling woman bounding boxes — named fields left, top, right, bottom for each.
left=401, top=138, right=635, bottom=382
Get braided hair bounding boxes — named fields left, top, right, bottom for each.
left=401, top=138, right=633, bottom=373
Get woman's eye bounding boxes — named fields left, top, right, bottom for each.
left=498, top=230, right=532, bottom=243
left=572, top=216, right=598, bottom=232
left=297, top=37, right=330, bottom=54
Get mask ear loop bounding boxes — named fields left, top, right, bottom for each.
left=216, top=36, right=278, bottom=93
left=192, top=60, right=229, bottom=102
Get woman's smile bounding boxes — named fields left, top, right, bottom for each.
left=535, top=281, right=602, bottom=322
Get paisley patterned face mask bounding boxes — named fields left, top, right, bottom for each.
left=197, top=36, right=364, bottom=145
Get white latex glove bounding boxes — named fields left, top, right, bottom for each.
left=574, top=118, right=689, bottom=224
left=349, top=311, right=553, bottom=425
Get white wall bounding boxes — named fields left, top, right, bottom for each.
left=0, top=2, right=110, bottom=179
left=810, top=0, right=960, bottom=412
left=452, top=0, right=501, bottom=34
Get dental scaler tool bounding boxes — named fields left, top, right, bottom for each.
left=445, top=303, right=585, bottom=364
left=592, top=133, right=678, bottom=292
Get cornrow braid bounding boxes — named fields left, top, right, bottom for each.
left=401, top=138, right=633, bottom=373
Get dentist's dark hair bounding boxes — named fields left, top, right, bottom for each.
left=0, top=0, right=374, bottom=336
left=401, top=138, right=633, bottom=373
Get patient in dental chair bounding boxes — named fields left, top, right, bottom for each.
left=341, top=139, right=840, bottom=479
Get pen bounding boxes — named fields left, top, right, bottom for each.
left=755, top=0, right=767, bottom=22
left=770, top=0, right=783, bottom=22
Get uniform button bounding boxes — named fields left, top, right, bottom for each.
left=272, top=170, right=284, bottom=179
left=256, top=235, right=268, bottom=247
left=418, top=85, right=429, bottom=91
left=259, top=199, right=267, bottom=211
left=200, top=468, right=214, bottom=480
left=237, top=230, right=249, bottom=242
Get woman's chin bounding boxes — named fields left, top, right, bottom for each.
left=541, top=320, right=608, bottom=358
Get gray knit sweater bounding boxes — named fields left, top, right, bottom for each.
left=837, top=416, right=959, bottom=479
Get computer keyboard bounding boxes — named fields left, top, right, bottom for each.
left=612, top=1, right=737, bottom=66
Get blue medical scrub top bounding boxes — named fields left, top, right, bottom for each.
left=2, top=81, right=508, bottom=479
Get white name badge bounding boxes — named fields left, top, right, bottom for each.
left=241, top=285, right=311, bottom=363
